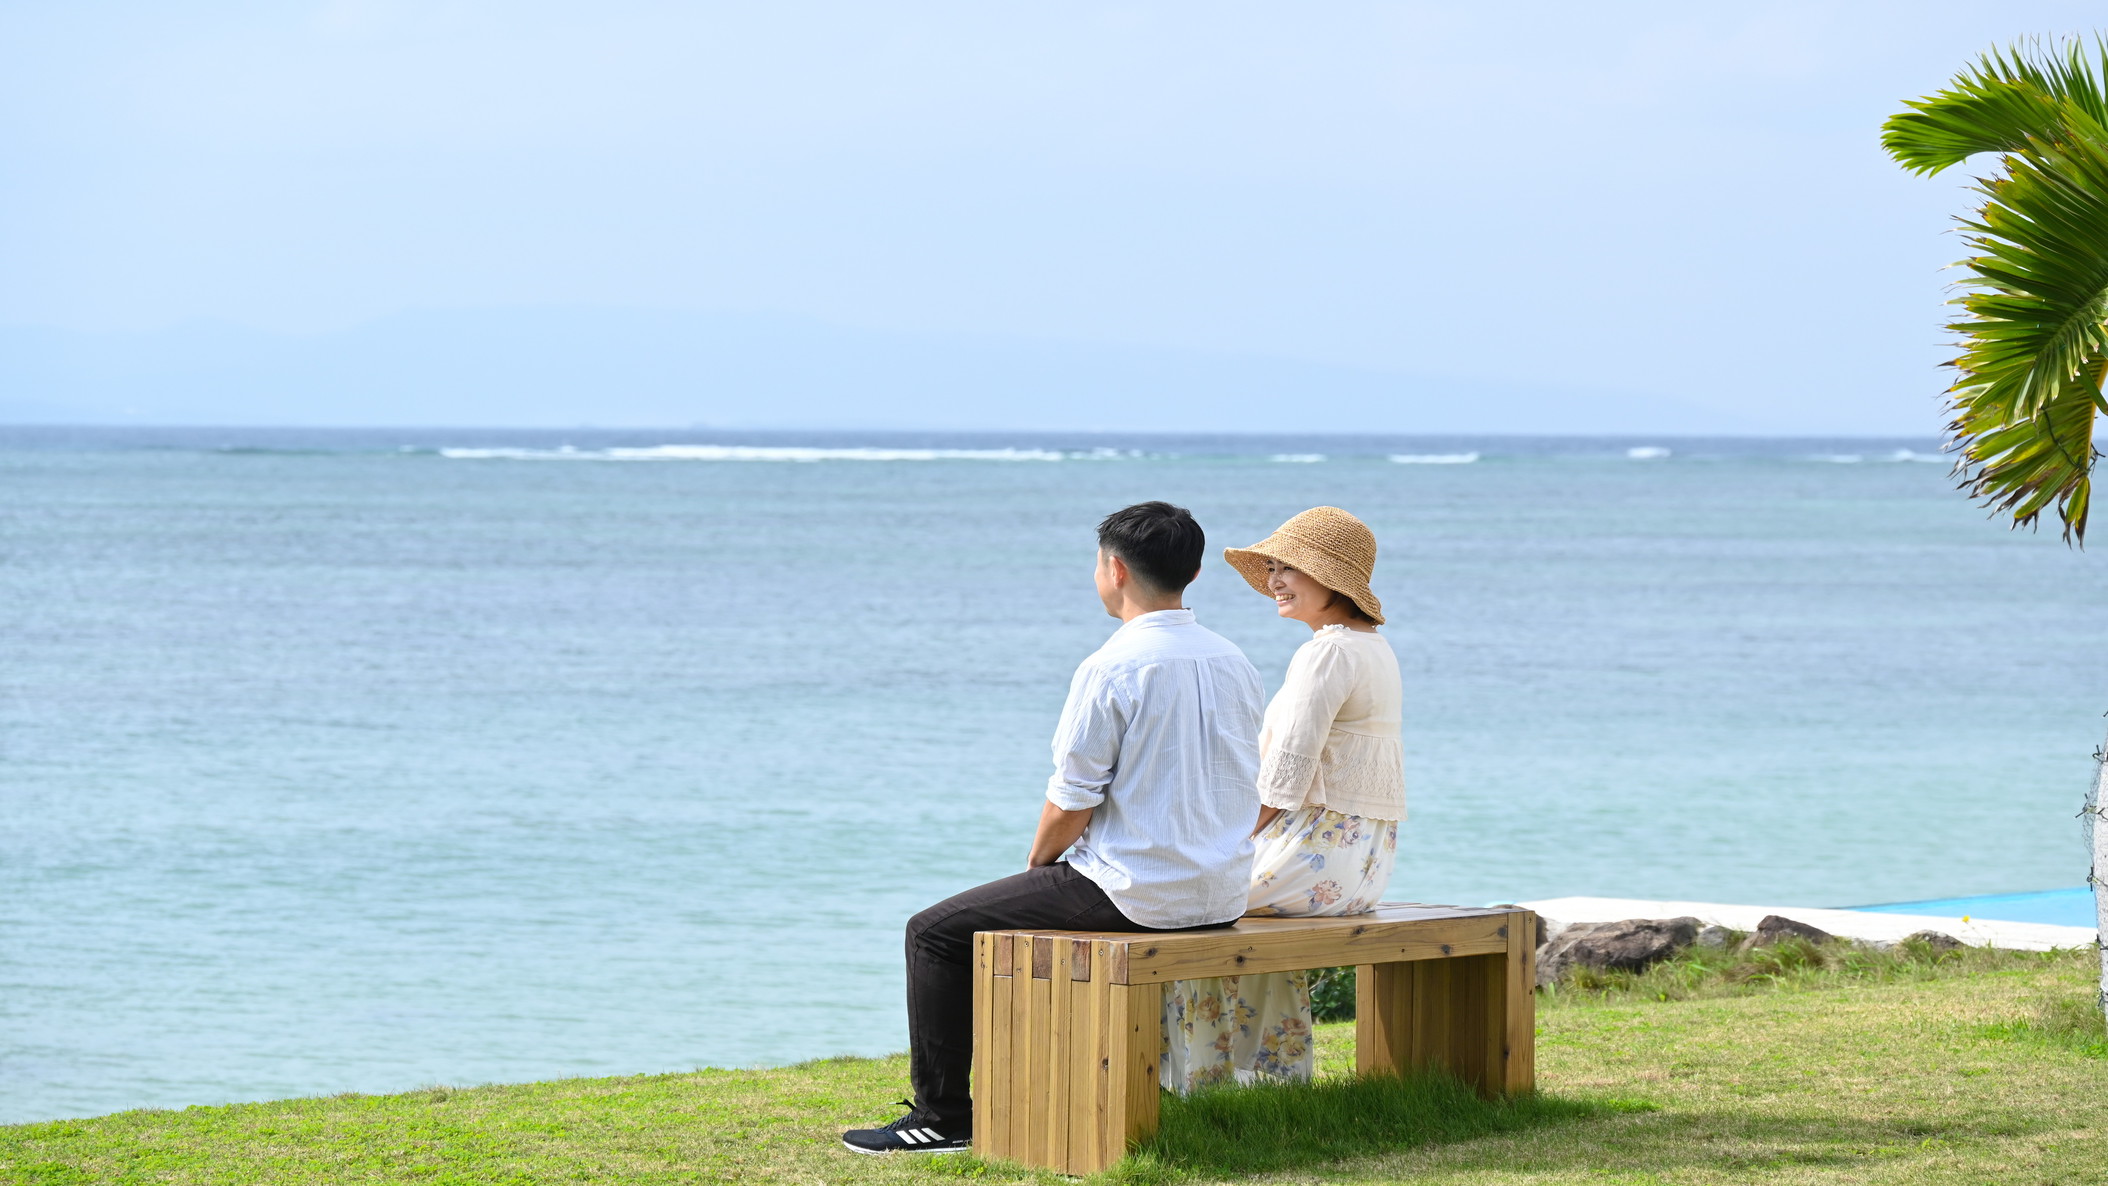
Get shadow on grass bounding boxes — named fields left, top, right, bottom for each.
left=1098, top=1071, right=1638, bottom=1184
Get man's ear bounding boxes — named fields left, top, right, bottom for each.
left=1106, top=552, right=1130, bottom=587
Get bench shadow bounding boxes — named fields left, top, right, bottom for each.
left=1094, top=1077, right=2043, bottom=1185
left=1101, top=1070, right=1616, bottom=1183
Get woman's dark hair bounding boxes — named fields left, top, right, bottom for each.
left=1327, top=590, right=1376, bottom=623
left=1096, top=501, right=1204, bottom=593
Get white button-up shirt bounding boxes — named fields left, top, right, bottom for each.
left=1046, top=609, right=1264, bottom=928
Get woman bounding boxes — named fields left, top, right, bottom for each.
left=1161, top=506, right=1404, bottom=1092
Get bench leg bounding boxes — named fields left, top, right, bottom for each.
left=970, top=933, right=1007, bottom=1161
left=972, top=936, right=1162, bottom=1176
left=1099, top=976, right=1161, bottom=1172
left=1354, top=916, right=1535, bottom=1096
left=1077, top=938, right=1159, bottom=1174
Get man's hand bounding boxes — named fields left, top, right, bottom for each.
left=1027, top=800, right=1094, bottom=869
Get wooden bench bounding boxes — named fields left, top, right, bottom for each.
left=971, top=902, right=1537, bottom=1175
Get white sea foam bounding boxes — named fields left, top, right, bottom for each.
left=1388, top=451, right=1479, bottom=465
left=1810, top=453, right=1863, bottom=464
left=1626, top=446, right=1672, bottom=460
left=437, top=447, right=570, bottom=460
left=439, top=444, right=1065, bottom=463
left=1270, top=453, right=1326, bottom=463
left=610, top=445, right=1063, bottom=462
left=1886, top=449, right=1945, bottom=463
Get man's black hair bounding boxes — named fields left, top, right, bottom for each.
left=1096, top=501, right=1205, bottom=593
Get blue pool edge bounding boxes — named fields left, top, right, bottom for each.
left=1847, top=887, right=2095, bottom=928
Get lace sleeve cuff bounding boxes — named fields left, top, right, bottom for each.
left=1256, top=749, right=1320, bottom=810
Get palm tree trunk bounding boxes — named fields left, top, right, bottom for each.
left=2092, top=718, right=2108, bottom=1033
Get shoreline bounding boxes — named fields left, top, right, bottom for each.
left=1521, top=895, right=2097, bottom=953
left=13, top=894, right=2096, bottom=1130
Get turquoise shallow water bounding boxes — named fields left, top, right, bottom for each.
left=4, top=427, right=2105, bottom=1124
left=1853, top=887, right=2096, bottom=927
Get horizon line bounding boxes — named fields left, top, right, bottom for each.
left=0, top=423, right=1951, bottom=441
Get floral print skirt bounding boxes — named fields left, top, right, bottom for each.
left=1159, top=805, right=1398, bottom=1093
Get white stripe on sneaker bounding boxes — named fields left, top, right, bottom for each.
left=899, top=1129, right=926, bottom=1145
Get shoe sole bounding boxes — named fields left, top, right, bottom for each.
left=840, top=1139, right=970, bottom=1155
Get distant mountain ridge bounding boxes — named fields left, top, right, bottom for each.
left=0, top=309, right=1754, bottom=433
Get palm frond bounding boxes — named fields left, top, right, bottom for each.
left=1949, top=368, right=2100, bottom=541
left=1942, top=116, right=2108, bottom=541
left=1883, top=38, right=2108, bottom=174
left=1884, top=38, right=2108, bottom=542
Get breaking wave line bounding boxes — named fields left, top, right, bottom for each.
left=438, top=444, right=1066, bottom=462
left=1388, top=452, right=1479, bottom=465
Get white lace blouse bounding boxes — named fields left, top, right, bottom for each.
left=1255, top=625, right=1405, bottom=821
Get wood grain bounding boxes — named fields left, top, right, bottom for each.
left=1086, top=939, right=1121, bottom=1171
left=1503, top=910, right=1537, bottom=1094
left=1064, top=967, right=1096, bottom=1172
left=1026, top=954, right=1051, bottom=1160
left=971, top=932, right=993, bottom=1153
left=1006, top=928, right=1034, bottom=1157
left=1114, top=912, right=1509, bottom=984
left=981, top=937, right=1012, bottom=1160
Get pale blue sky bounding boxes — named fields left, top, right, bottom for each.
left=4, top=2, right=2103, bottom=432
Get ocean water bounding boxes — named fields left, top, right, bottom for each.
left=5, top=426, right=2104, bottom=1124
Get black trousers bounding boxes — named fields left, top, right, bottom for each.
left=904, top=861, right=1227, bottom=1127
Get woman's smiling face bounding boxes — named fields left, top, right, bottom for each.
left=1264, top=560, right=1335, bottom=625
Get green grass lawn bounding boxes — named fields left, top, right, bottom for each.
left=6, top=947, right=2103, bottom=1185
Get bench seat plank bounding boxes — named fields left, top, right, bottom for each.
left=991, top=904, right=1519, bottom=985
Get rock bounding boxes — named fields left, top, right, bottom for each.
left=1534, top=925, right=1583, bottom=987
left=1536, top=916, right=1701, bottom=987
left=1902, top=929, right=1965, bottom=952
left=1735, top=914, right=1835, bottom=953
left=1534, top=927, right=1583, bottom=988
left=1695, top=924, right=1732, bottom=950
left=1532, top=921, right=1572, bottom=958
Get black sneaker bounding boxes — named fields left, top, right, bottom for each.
left=840, top=1103, right=971, bottom=1155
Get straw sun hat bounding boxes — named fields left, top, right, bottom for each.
left=1223, top=506, right=1384, bottom=625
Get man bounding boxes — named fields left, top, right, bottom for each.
left=842, top=501, right=1264, bottom=1155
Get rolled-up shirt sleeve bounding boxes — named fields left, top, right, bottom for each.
left=1256, top=640, right=1355, bottom=810
left=1046, top=662, right=1127, bottom=810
